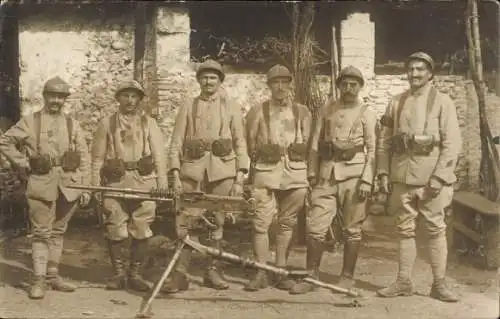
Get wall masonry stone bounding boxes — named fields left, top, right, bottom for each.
left=18, top=7, right=135, bottom=144
left=340, top=12, right=375, bottom=80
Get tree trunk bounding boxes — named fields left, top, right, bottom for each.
left=288, top=2, right=325, bottom=245
left=466, top=0, right=500, bottom=201
left=290, top=2, right=323, bottom=117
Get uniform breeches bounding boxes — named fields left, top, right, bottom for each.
left=252, top=187, right=307, bottom=235
left=387, top=183, right=453, bottom=238
left=175, top=176, right=234, bottom=241
left=102, top=197, right=156, bottom=241
left=307, top=178, right=368, bottom=242
left=28, top=191, right=78, bottom=242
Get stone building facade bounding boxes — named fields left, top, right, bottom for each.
left=12, top=4, right=499, bottom=190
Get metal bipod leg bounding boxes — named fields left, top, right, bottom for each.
left=136, top=238, right=187, bottom=319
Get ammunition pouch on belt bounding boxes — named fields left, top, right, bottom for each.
left=319, top=140, right=363, bottom=162
left=389, top=133, right=410, bottom=155
left=332, top=140, right=363, bottom=162
left=137, top=155, right=155, bottom=176
left=183, top=139, right=210, bottom=160
left=287, top=142, right=307, bottom=162
left=409, top=134, right=436, bottom=155
left=61, top=150, right=81, bottom=172
left=101, top=158, right=125, bottom=183
left=211, top=138, right=233, bottom=157
left=29, top=154, right=53, bottom=175
left=256, top=143, right=282, bottom=164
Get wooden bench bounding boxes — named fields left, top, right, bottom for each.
left=450, top=191, right=500, bottom=269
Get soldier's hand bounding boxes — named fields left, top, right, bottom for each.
left=79, top=192, right=92, bottom=207
left=425, top=177, right=443, bottom=198
left=14, top=165, right=30, bottom=183
left=94, top=191, right=103, bottom=203
left=172, top=174, right=183, bottom=195
left=378, top=174, right=391, bottom=194
left=230, top=181, right=244, bottom=197
left=357, top=182, right=372, bottom=200
left=493, top=136, right=500, bottom=145
left=150, top=187, right=169, bottom=198
left=225, top=212, right=236, bottom=225
left=308, top=176, right=317, bottom=188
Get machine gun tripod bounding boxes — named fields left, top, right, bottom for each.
left=136, top=236, right=361, bottom=319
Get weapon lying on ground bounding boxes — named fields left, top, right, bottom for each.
left=65, top=184, right=255, bottom=213
left=136, top=234, right=361, bottom=319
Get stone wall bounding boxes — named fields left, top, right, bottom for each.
left=18, top=6, right=135, bottom=144
left=340, top=12, right=375, bottom=80
left=156, top=69, right=470, bottom=187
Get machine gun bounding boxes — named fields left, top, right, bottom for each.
left=66, top=184, right=360, bottom=318
left=66, top=184, right=256, bottom=214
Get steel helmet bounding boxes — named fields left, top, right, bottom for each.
left=196, top=59, right=225, bottom=82
left=43, top=76, right=71, bottom=96
left=336, top=65, right=364, bottom=87
left=267, top=64, right=293, bottom=82
left=115, top=80, right=145, bottom=100
left=406, top=51, right=435, bottom=72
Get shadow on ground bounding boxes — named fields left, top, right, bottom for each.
left=0, top=213, right=496, bottom=296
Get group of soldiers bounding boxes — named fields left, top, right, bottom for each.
left=0, top=51, right=461, bottom=304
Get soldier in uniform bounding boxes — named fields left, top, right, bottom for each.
left=376, top=52, right=461, bottom=302
left=244, top=64, right=312, bottom=292
left=91, top=80, right=168, bottom=292
left=0, top=76, right=91, bottom=299
left=162, top=60, right=249, bottom=293
left=290, top=66, right=376, bottom=294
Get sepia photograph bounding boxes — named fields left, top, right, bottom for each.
left=0, top=0, right=498, bottom=318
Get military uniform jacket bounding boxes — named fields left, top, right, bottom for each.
left=245, top=99, right=312, bottom=190
left=91, top=112, right=168, bottom=189
left=308, top=99, right=377, bottom=184
left=377, top=83, right=462, bottom=186
left=0, top=109, right=90, bottom=202
left=168, top=91, right=249, bottom=182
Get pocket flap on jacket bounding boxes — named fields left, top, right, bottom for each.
left=287, top=159, right=307, bottom=170
left=219, top=151, right=236, bottom=162
left=344, top=152, right=366, bottom=165
left=255, top=162, right=280, bottom=171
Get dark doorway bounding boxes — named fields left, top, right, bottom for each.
left=0, top=4, right=20, bottom=130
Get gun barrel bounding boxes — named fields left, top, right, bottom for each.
left=66, top=184, right=153, bottom=195
left=104, top=193, right=174, bottom=203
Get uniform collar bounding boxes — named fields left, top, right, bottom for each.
left=41, top=107, right=64, bottom=117
left=409, top=82, right=432, bottom=97
left=270, top=97, right=292, bottom=108
left=338, top=97, right=362, bottom=109
left=199, top=91, right=220, bottom=102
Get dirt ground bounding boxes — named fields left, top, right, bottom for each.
left=0, top=215, right=498, bottom=319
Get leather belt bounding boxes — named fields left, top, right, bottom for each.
left=124, top=161, right=139, bottom=170
left=50, top=157, right=62, bottom=167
